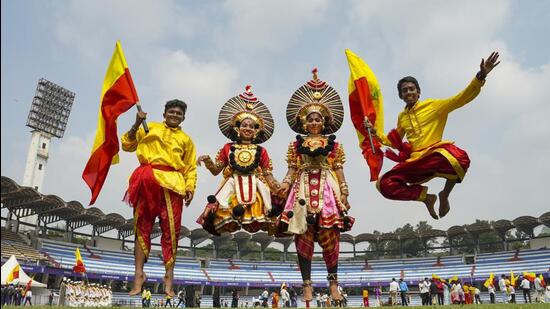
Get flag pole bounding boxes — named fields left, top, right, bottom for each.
left=364, top=117, right=376, bottom=154
left=367, top=127, right=376, bottom=154
left=135, top=102, right=149, bottom=133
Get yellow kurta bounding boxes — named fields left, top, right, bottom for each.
left=378, top=77, right=485, bottom=162
left=121, top=121, right=197, bottom=195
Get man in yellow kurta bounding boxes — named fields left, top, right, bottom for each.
left=122, top=99, right=197, bottom=296
left=366, top=52, right=500, bottom=219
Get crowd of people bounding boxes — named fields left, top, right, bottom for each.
left=1, top=284, right=33, bottom=306
left=58, top=278, right=112, bottom=307
left=377, top=273, right=549, bottom=306
left=249, top=283, right=349, bottom=308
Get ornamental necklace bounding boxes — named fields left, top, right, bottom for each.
left=296, top=134, right=336, bottom=157
left=229, top=143, right=262, bottom=174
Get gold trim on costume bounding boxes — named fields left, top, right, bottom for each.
left=164, top=189, right=177, bottom=267
left=134, top=201, right=149, bottom=259
left=433, top=148, right=466, bottom=180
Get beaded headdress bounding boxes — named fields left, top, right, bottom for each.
left=286, top=68, right=343, bottom=134
left=218, top=85, right=274, bottom=143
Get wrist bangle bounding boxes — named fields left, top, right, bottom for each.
left=476, top=71, right=486, bottom=81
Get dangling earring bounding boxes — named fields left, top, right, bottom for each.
left=234, top=127, right=240, bottom=138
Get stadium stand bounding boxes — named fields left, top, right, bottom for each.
left=37, top=234, right=550, bottom=287
left=39, top=238, right=205, bottom=281
left=1, top=227, right=47, bottom=264
left=2, top=174, right=549, bottom=306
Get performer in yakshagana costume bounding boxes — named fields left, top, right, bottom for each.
left=277, top=69, right=354, bottom=306
left=196, top=86, right=281, bottom=235
left=365, top=52, right=500, bottom=219
left=122, top=99, right=197, bottom=296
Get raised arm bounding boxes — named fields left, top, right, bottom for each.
left=439, top=51, right=501, bottom=114
left=477, top=51, right=500, bottom=80
left=121, top=111, right=146, bottom=151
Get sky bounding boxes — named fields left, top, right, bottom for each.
left=2, top=0, right=549, bottom=247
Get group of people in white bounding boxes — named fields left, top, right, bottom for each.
left=493, top=273, right=548, bottom=304
left=383, top=274, right=549, bottom=306
left=58, top=277, right=112, bottom=307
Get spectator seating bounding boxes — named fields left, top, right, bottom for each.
left=37, top=237, right=549, bottom=286
left=40, top=238, right=204, bottom=280
left=1, top=227, right=28, bottom=243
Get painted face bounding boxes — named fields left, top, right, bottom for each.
left=399, top=81, right=420, bottom=106
left=306, top=112, right=324, bottom=135
left=163, top=107, right=185, bottom=128
left=238, top=118, right=258, bottom=141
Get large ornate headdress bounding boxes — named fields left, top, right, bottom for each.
left=218, top=85, right=274, bottom=144
left=286, top=68, right=344, bottom=134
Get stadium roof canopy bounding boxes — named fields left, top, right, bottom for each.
left=540, top=211, right=550, bottom=228
left=513, top=216, right=540, bottom=237
left=1, top=175, right=548, bottom=249
left=250, top=232, right=273, bottom=245
left=419, top=229, right=446, bottom=239
left=447, top=225, right=467, bottom=237
left=465, top=221, right=493, bottom=236
left=340, top=233, right=355, bottom=244
left=93, top=213, right=127, bottom=235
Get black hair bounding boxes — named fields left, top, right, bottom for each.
left=164, top=99, right=187, bottom=113
left=397, top=76, right=420, bottom=99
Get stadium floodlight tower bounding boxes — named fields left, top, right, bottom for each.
left=21, top=78, right=75, bottom=228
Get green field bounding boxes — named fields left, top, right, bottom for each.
left=3, top=305, right=550, bottom=309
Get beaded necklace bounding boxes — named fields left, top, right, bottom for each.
left=228, top=144, right=262, bottom=174
left=296, top=134, right=336, bottom=157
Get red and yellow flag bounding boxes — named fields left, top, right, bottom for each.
left=523, top=272, right=536, bottom=282
left=483, top=273, right=494, bottom=288
left=6, top=264, right=20, bottom=283
left=432, top=273, right=445, bottom=283
left=345, top=49, right=384, bottom=181
left=540, top=274, right=546, bottom=286
left=72, top=247, right=86, bottom=273
left=82, top=41, right=139, bottom=205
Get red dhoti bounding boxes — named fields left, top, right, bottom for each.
left=378, top=144, right=470, bottom=201
left=125, top=164, right=184, bottom=266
